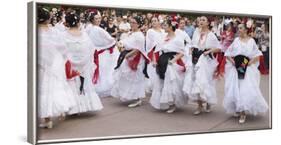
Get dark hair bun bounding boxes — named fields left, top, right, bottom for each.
left=37, top=7, right=50, bottom=24
left=166, top=18, right=177, bottom=32
left=55, top=10, right=63, bottom=22
left=133, top=15, right=144, bottom=28
left=65, top=13, right=80, bottom=27
left=89, top=11, right=99, bottom=22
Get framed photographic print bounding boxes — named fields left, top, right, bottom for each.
left=27, top=0, right=272, bottom=144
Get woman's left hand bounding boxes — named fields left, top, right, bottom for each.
left=248, top=60, right=253, bottom=66
left=203, top=50, right=210, bottom=56
left=169, top=59, right=176, bottom=65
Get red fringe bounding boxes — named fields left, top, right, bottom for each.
left=65, top=60, right=80, bottom=79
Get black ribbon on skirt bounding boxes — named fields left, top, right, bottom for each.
left=192, top=48, right=213, bottom=65
left=156, top=52, right=177, bottom=80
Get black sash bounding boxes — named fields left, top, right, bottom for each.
left=156, top=52, right=177, bottom=80
left=114, top=50, right=132, bottom=70
left=192, top=48, right=213, bottom=65
left=234, top=55, right=249, bottom=79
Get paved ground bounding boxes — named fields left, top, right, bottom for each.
left=38, top=75, right=271, bottom=141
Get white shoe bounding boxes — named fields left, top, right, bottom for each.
left=239, top=115, right=246, bottom=124
left=128, top=100, right=142, bottom=108
left=166, top=106, right=176, bottom=114
left=46, top=121, right=53, bottom=129
left=39, top=121, right=53, bottom=129
left=193, top=107, right=203, bottom=115
left=39, top=123, right=47, bottom=128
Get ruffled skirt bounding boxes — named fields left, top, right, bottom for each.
left=150, top=63, right=187, bottom=110
left=223, top=61, right=268, bottom=115
left=111, top=58, right=146, bottom=102
left=183, top=55, right=218, bottom=104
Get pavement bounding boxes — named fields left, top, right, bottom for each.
left=38, top=75, right=271, bottom=141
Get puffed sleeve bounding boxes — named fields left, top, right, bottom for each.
left=206, top=32, right=222, bottom=50
left=99, top=27, right=116, bottom=44
left=224, top=38, right=236, bottom=57
left=145, top=29, right=155, bottom=52
left=249, top=38, right=262, bottom=59
left=175, top=37, right=185, bottom=54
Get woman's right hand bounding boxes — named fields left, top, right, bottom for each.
left=227, top=57, right=235, bottom=66
left=230, top=58, right=235, bottom=66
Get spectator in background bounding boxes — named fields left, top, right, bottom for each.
left=119, top=15, right=131, bottom=40
left=100, top=16, right=108, bottom=29
left=217, top=23, right=235, bottom=76
left=221, top=23, right=235, bottom=52
left=256, top=23, right=270, bottom=74
left=233, top=20, right=241, bottom=38
left=105, top=17, right=118, bottom=38
left=184, top=18, right=195, bottom=39
left=141, top=18, right=150, bottom=35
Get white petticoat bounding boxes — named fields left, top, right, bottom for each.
left=150, top=63, right=187, bottom=110
left=38, top=56, right=76, bottom=118
left=111, top=58, right=146, bottom=102
left=182, top=55, right=218, bottom=104
left=223, top=61, right=268, bottom=115
left=94, top=49, right=120, bottom=97
left=68, top=63, right=103, bottom=114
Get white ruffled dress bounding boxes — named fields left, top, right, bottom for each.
left=38, top=27, right=76, bottom=118
left=223, top=37, right=268, bottom=115
left=182, top=32, right=221, bottom=105
left=111, top=31, right=147, bottom=102
left=85, top=24, right=119, bottom=97
left=149, top=35, right=188, bottom=110
left=63, top=31, right=103, bottom=114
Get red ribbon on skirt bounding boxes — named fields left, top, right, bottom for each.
left=92, top=46, right=114, bottom=84
left=148, top=47, right=160, bottom=62
left=176, top=59, right=186, bottom=72
left=259, top=55, right=269, bottom=75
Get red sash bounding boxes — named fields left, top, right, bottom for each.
left=176, top=59, right=186, bottom=72
left=148, top=47, right=160, bottom=62
left=127, top=50, right=149, bottom=71
left=92, top=46, right=114, bottom=84
left=65, top=60, right=80, bottom=79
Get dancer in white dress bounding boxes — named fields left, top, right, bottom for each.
left=223, top=23, right=268, bottom=124
left=37, top=7, right=76, bottom=128
left=111, top=16, right=148, bottom=108
left=150, top=19, right=187, bottom=113
left=145, top=16, right=166, bottom=92
left=183, top=16, right=221, bottom=115
left=63, top=13, right=103, bottom=115
left=175, top=18, right=192, bottom=64
left=85, top=11, right=118, bottom=97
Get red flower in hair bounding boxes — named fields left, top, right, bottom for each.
left=88, top=8, right=97, bottom=14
